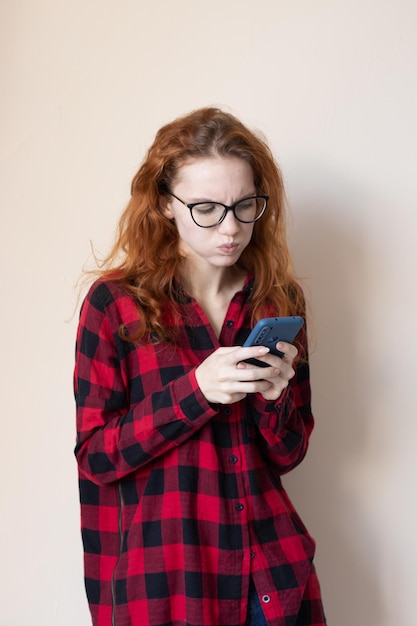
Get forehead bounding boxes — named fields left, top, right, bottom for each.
left=173, top=156, right=255, bottom=191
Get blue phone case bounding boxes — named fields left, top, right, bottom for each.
left=242, top=316, right=304, bottom=367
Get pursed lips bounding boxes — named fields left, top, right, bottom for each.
left=217, top=242, right=239, bottom=254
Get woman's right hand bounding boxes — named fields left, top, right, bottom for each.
left=195, top=345, right=278, bottom=405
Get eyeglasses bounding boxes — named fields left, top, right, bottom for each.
left=167, top=192, right=269, bottom=228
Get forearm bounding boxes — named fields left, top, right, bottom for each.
left=248, top=372, right=314, bottom=474
left=75, top=368, right=217, bottom=485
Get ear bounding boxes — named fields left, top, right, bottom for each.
left=159, top=195, right=174, bottom=219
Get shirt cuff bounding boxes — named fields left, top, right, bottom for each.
left=252, top=385, right=292, bottom=416
left=172, top=367, right=219, bottom=427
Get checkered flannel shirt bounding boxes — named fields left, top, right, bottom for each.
left=74, top=277, right=326, bottom=626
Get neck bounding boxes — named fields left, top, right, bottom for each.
left=179, top=261, right=246, bottom=338
left=179, top=259, right=243, bottom=300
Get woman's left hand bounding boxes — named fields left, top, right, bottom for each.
left=237, top=341, right=298, bottom=401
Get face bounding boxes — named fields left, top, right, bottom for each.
left=161, top=156, right=256, bottom=272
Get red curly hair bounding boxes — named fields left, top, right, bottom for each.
left=93, top=107, right=305, bottom=342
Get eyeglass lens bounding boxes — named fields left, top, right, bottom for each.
left=191, top=197, right=266, bottom=227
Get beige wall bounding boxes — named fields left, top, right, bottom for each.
left=1, top=1, right=416, bottom=624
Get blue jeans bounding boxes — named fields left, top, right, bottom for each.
left=245, top=580, right=268, bottom=626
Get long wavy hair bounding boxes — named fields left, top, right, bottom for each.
left=92, top=107, right=305, bottom=342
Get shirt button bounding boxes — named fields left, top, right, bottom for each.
left=250, top=551, right=256, bottom=559
left=226, top=320, right=234, bottom=327
left=224, top=407, right=232, bottom=416
left=262, top=595, right=271, bottom=604
left=235, top=503, right=244, bottom=512
left=229, top=455, right=238, bottom=464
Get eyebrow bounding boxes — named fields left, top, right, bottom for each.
left=186, top=191, right=257, bottom=204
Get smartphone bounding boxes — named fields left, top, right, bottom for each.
left=242, top=316, right=304, bottom=367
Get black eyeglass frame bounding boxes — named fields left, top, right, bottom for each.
left=167, top=192, right=269, bottom=228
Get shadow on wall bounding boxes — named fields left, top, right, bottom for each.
left=283, top=170, right=386, bottom=626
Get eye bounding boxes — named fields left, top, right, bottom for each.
left=193, top=203, right=220, bottom=215
left=237, top=198, right=257, bottom=211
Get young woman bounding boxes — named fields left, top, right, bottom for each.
left=74, top=107, right=326, bottom=626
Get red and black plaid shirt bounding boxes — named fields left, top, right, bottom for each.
left=74, top=277, right=326, bottom=626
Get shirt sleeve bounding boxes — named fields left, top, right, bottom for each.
left=74, top=281, right=217, bottom=485
left=247, top=325, right=314, bottom=474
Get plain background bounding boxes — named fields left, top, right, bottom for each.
left=1, top=1, right=416, bottom=624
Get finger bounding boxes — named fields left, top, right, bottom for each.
left=216, top=376, right=273, bottom=398
left=234, top=345, right=270, bottom=365
left=276, top=342, right=298, bottom=363
left=235, top=365, right=280, bottom=382
left=236, top=373, right=275, bottom=388
left=262, top=355, right=295, bottom=381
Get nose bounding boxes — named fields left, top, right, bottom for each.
left=217, top=208, right=240, bottom=235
